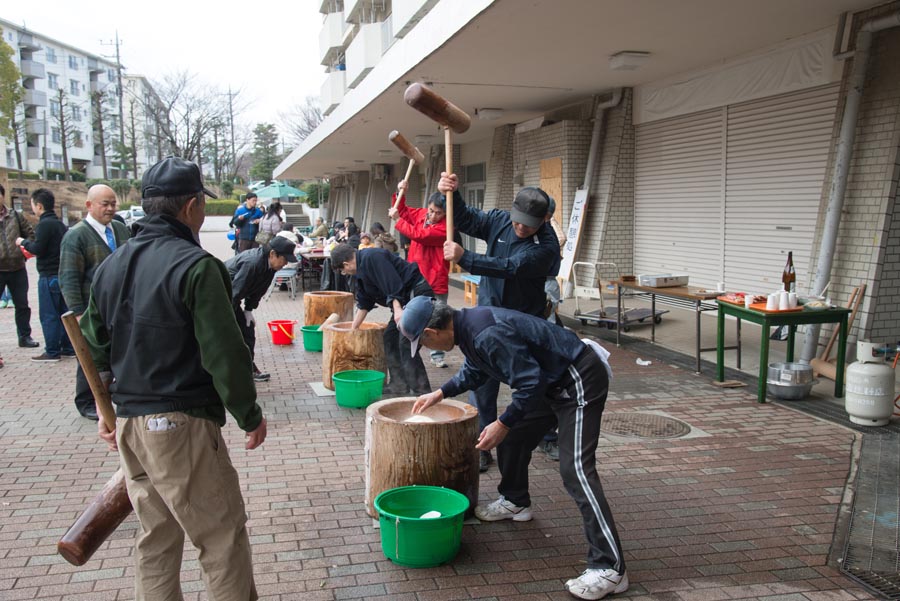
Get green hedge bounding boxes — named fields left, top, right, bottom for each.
left=45, top=168, right=86, bottom=182
left=205, top=199, right=240, bottom=216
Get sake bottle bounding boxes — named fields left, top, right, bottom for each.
left=782, top=252, right=796, bottom=293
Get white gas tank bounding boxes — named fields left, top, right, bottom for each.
left=845, top=341, right=895, bottom=426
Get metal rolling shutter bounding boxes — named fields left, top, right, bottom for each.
left=634, top=109, right=725, bottom=287
left=724, top=84, right=839, bottom=293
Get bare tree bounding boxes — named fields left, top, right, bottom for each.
left=278, top=96, right=323, bottom=147
left=126, top=98, right=139, bottom=177
left=141, top=71, right=250, bottom=167
left=54, top=88, right=84, bottom=181
left=90, top=90, right=112, bottom=179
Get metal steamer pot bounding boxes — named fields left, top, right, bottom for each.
left=766, top=362, right=815, bottom=400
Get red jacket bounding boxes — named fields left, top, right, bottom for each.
left=394, top=194, right=449, bottom=294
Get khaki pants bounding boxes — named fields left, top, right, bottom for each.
left=117, top=413, right=258, bottom=601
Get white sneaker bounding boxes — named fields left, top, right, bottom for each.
left=565, top=569, right=629, bottom=600
left=474, top=496, right=532, bottom=522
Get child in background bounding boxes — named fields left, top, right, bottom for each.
left=0, top=286, right=12, bottom=309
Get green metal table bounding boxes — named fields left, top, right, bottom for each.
left=715, top=301, right=851, bottom=403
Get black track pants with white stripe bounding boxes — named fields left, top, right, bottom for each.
left=496, top=346, right=625, bottom=572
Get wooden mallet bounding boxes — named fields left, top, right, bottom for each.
left=58, top=311, right=133, bottom=566
left=403, top=83, right=471, bottom=243
left=388, top=130, right=425, bottom=209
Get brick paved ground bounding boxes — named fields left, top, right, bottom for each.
left=0, top=232, right=876, bottom=600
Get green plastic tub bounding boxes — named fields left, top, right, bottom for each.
left=300, top=325, right=323, bottom=352
left=374, top=485, right=470, bottom=567
left=332, top=370, right=385, bottom=408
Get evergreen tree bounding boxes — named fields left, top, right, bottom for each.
left=249, top=123, right=280, bottom=183
left=0, top=29, right=25, bottom=172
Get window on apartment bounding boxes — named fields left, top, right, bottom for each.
left=108, top=68, right=116, bottom=81
left=52, top=127, right=61, bottom=143
left=73, top=131, right=83, bottom=148
left=68, top=55, right=78, bottom=69
left=50, top=99, right=60, bottom=118
left=51, top=154, right=63, bottom=170
left=71, top=105, right=82, bottom=121
left=46, top=48, right=57, bottom=63
left=47, top=73, right=58, bottom=89
left=6, top=149, right=14, bottom=168
left=69, top=79, right=80, bottom=96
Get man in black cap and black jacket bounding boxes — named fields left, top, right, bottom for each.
left=224, top=236, right=298, bottom=382
left=403, top=297, right=627, bottom=601
left=81, top=156, right=266, bottom=601
left=330, top=243, right=433, bottom=395
left=437, top=172, right=560, bottom=471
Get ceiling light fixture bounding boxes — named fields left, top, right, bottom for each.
left=476, top=108, right=504, bottom=121
left=609, top=51, right=651, bottom=71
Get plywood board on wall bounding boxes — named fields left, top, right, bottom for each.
left=540, top=157, right=563, bottom=228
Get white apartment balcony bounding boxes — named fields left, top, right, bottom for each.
left=344, top=0, right=364, bottom=23
left=392, top=0, right=438, bottom=38
left=318, top=0, right=342, bottom=12
left=27, top=147, right=42, bottom=160
left=20, top=60, right=46, bottom=79
left=24, top=89, right=47, bottom=107
left=87, top=58, right=104, bottom=73
left=319, top=11, right=347, bottom=66
left=17, top=33, right=40, bottom=50
left=321, top=70, right=347, bottom=116
left=345, top=22, right=384, bottom=89
left=25, top=119, right=46, bottom=135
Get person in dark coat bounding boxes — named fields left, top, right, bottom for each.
left=403, top=297, right=626, bottom=601
left=0, top=183, right=38, bottom=350
left=18, top=189, right=72, bottom=362
left=224, top=236, right=297, bottom=382
left=438, top=172, right=561, bottom=471
left=330, top=243, right=432, bottom=395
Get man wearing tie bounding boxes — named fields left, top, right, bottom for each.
left=59, top=184, right=130, bottom=419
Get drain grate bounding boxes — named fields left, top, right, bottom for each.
left=601, top=412, right=691, bottom=439
left=841, top=436, right=900, bottom=600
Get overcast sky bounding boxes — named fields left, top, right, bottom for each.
left=2, top=1, right=325, bottom=130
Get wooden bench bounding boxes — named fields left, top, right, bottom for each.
left=462, top=275, right=481, bottom=306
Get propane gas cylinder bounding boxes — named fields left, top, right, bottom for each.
left=845, top=341, right=895, bottom=426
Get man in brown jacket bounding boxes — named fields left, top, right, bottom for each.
left=0, top=184, right=39, bottom=350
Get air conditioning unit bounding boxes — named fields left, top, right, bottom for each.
left=372, top=164, right=389, bottom=180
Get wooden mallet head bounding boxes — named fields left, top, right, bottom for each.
left=403, top=83, right=471, bottom=134
left=389, top=130, right=425, bottom=165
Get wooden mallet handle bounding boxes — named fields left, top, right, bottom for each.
left=403, top=83, right=471, bottom=244
left=443, top=128, right=454, bottom=242
left=58, top=311, right=133, bottom=566
left=61, top=311, right=116, bottom=429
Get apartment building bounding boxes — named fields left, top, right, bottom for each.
left=0, top=17, right=163, bottom=180
left=277, top=0, right=900, bottom=353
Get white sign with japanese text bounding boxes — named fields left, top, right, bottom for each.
left=559, top=189, right=588, bottom=282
